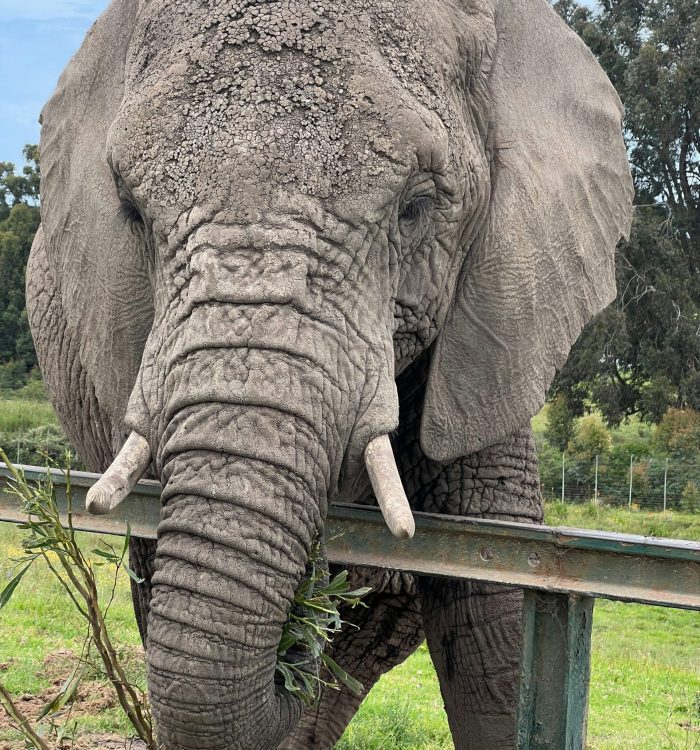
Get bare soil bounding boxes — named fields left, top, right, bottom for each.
left=0, top=650, right=147, bottom=750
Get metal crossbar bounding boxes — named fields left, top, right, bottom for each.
left=1, top=463, right=699, bottom=750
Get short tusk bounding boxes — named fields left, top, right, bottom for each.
left=86, top=432, right=151, bottom=515
left=364, top=434, right=415, bottom=540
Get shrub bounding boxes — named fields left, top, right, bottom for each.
left=0, top=424, right=81, bottom=469
left=680, top=481, right=700, bottom=512
left=653, top=408, right=700, bottom=459
left=0, top=360, right=26, bottom=391
left=571, top=415, right=612, bottom=461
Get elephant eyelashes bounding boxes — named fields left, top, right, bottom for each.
left=117, top=200, right=154, bottom=270
left=399, top=195, right=434, bottom=246
left=119, top=200, right=145, bottom=232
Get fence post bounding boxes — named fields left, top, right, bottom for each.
left=16, top=438, right=20, bottom=464
left=663, top=457, right=669, bottom=512
left=628, top=455, right=634, bottom=509
left=594, top=455, right=599, bottom=505
left=561, top=452, right=566, bottom=503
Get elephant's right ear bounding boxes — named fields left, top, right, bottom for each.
left=419, top=0, right=633, bottom=462
left=27, top=0, right=153, bottom=469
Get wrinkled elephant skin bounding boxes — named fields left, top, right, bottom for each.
left=27, top=0, right=633, bottom=748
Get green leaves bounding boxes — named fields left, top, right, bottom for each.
left=37, top=664, right=85, bottom=720
left=276, top=539, right=371, bottom=706
left=0, top=563, right=31, bottom=609
left=0, top=454, right=155, bottom=748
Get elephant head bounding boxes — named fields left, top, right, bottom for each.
left=27, top=0, right=632, bottom=748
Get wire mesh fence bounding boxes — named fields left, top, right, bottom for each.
left=540, top=452, right=700, bottom=511
left=0, top=426, right=81, bottom=470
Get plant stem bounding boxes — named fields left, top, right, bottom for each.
left=0, top=683, right=51, bottom=750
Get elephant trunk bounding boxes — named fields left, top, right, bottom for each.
left=122, top=323, right=343, bottom=749
left=147, top=396, right=330, bottom=749
left=105, top=236, right=405, bottom=747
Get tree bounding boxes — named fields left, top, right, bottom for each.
left=0, top=145, right=39, bottom=220
left=570, top=415, right=613, bottom=462
left=551, top=0, right=699, bottom=425
left=0, top=146, right=40, bottom=381
left=544, top=394, right=576, bottom=451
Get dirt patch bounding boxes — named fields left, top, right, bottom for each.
left=0, top=649, right=148, bottom=750
left=0, top=680, right=117, bottom=729
left=0, top=736, right=146, bottom=750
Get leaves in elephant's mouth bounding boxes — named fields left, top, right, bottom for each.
left=276, top=539, right=371, bottom=706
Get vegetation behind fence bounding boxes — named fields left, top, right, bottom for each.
left=540, top=452, right=700, bottom=511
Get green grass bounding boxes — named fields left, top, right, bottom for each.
left=0, top=399, right=57, bottom=439
left=545, top=501, right=700, bottom=540
left=336, top=643, right=451, bottom=750
left=2, top=505, right=699, bottom=749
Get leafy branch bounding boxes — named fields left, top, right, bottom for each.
left=276, top=539, right=371, bottom=706
left=0, top=449, right=156, bottom=749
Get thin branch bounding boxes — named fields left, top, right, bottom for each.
left=0, top=683, right=51, bottom=750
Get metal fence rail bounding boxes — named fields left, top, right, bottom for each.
left=1, top=463, right=699, bottom=750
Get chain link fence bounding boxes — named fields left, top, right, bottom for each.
left=540, top=452, right=700, bottom=511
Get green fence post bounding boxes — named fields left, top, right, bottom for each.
left=516, top=591, right=595, bottom=750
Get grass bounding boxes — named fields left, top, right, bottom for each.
left=1, top=505, right=698, bottom=748
left=0, top=400, right=57, bottom=440
left=545, top=500, right=700, bottom=540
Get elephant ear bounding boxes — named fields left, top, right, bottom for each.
left=420, top=0, right=633, bottom=462
left=27, top=0, right=152, bottom=469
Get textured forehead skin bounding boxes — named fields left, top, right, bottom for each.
left=110, top=0, right=493, bottom=226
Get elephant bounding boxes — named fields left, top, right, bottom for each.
left=26, top=0, right=633, bottom=747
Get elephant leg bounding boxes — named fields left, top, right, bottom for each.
left=281, top=568, right=423, bottom=750
left=128, top=536, right=157, bottom=645
left=417, top=577, right=523, bottom=750
left=404, top=429, right=542, bottom=750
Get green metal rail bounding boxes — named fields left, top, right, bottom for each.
left=1, top=463, right=699, bottom=750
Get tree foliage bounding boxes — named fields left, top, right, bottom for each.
left=551, top=0, right=700, bottom=425
left=570, top=415, right=613, bottom=461
left=544, top=394, right=576, bottom=451
left=0, top=145, right=40, bottom=385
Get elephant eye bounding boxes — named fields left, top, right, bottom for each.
left=399, top=196, right=434, bottom=244
left=119, top=200, right=144, bottom=229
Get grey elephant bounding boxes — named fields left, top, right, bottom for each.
left=26, top=0, right=632, bottom=747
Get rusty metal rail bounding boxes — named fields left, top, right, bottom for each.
left=1, top=464, right=698, bottom=609
left=1, top=463, right=699, bottom=750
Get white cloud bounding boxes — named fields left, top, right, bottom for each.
left=1, top=0, right=100, bottom=21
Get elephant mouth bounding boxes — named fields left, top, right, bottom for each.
left=87, top=430, right=414, bottom=537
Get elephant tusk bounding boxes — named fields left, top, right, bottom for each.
left=363, top=434, right=415, bottom=540
left=86, top=432, right=151, bottom=515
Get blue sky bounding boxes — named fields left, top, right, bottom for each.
left=0, top=0, right=110, bottom=168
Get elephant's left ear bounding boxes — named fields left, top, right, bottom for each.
left=420, top=0, right=634, bottom=462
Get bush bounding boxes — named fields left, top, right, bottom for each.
left=0, top=423, right=80, bottom=469
left=0, top=360, right=27, bottom=391
left=680, top=481, right=700, bottom=512
left=571, top=415, right=612, bottom=461
left=536, top=440, right=564, bottom=498
left=10, top=370, right=48, bottom=401
left=652, top=407, right=700, bottom=460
